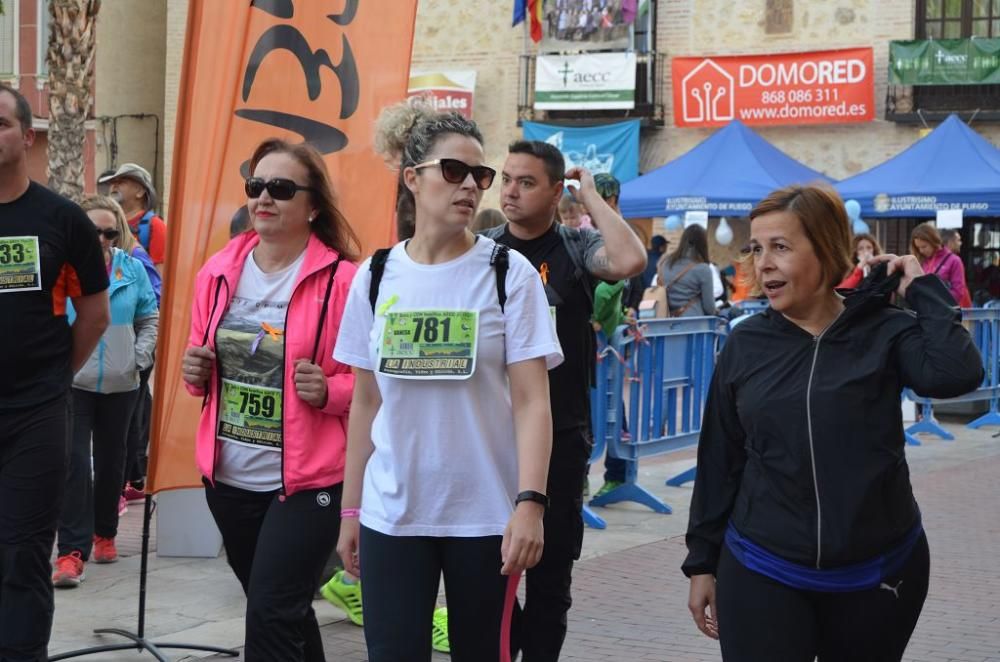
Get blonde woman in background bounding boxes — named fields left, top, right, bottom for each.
left=81, top=196, right=161, bottom=509
left=52, top=196, right=159, bottom=587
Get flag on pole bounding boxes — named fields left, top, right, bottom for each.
left=147, top=0, right=417, bottom=494
left=528, top=0, right=544, bottom=42
left=512, top=0, right=526, bottom=26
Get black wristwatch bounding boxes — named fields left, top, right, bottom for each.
left=515, top=490, right=550, bottom=509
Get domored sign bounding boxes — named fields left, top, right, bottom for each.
left=535, top=52, right=636, bottom=110
left=671, top=47, right=874, bottom=127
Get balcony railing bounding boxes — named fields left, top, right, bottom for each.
left=517, top=52, right=666, bottom=126
left=886, top=84, right=1000, bottom=123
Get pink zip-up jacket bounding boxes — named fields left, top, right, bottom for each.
left=185, top=231, right=358, bottom=495
left=922, top=247, right=969, bottom=306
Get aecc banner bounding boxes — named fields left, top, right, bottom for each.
left=671, top=48, right=875, bottom=128
left=890, top=38, right=1000, bottom=86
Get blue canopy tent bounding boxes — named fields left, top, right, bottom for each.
left=836, top=114, right=1000, bottom=218
left=619, top=120, right=831, bottom=219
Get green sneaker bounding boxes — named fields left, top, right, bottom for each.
left=320, top=570, right=363, bottom=626
left=593, top=480, right=624, bottom=499
left=432, top=606, right=450, bottom=653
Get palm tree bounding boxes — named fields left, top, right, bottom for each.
left=46, top=0, right=101, bottom=201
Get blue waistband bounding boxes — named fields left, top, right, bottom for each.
left=724, top=520, right=923, bottom=593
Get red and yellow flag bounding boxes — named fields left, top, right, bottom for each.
left=528, top=0, right=544, bottom=43
left=147, top=0, right=417, bottom=493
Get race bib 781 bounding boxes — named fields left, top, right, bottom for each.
left=378, top=309, right=478, bottom=379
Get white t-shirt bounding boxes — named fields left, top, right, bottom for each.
left=214, top=249, right=305, bottom=492
left=334, top=238, right=563, bottom=537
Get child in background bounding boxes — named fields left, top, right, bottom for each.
left=557, top=193, right=593, bottom=230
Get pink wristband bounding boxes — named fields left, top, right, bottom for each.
left=340, top=508, right=360, bottom=519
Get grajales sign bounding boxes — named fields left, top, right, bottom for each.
left=408, top=70, right=476, bottom=119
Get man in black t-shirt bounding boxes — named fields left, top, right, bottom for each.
left=486, top=141, right=646, bottom=660
left=0, top=84, right=109, bottom=659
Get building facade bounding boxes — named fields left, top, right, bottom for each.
left=93, top=0, right=168, bottom=200
left=1, top=0, right=97, bottom=191
left=156, top=1, right=999, bottom=265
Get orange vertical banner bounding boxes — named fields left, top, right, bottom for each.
left=148, top=0, right=417, bottom=493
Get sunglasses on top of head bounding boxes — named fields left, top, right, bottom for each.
left=245, top=177, right=317, bottom=201
left=95, top=228, right=120, bottom=241
left=413, top=158, right=496, bottom=190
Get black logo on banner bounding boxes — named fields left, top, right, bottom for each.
left=239, top=0, right=361, bottom=176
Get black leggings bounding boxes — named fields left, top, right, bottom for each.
left=359, top=525, right=515, bottom=662
left=204, top=479, right=342, bottom=662
left=0, top=397, right=69, bottom=661
left=58, top=388, right=139, bottom=558
left=124, top=366, right=153, bottom=487
left=716, top=533, right=930, bottom=662
left=513, top=425, right=591, bottom=662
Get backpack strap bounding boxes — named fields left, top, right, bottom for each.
left=369, top=243, right=510, bottom=315
left=490, top=244, right=510, bottom=313
left=368, top=248, right=391, bottom=314
left=662, top=262, right=699, bottom=317
left=137, top=211, right=154, bottom=252
left=311, top=257, right=342, bottom=363
left=557, top=225, right=596, bottom=309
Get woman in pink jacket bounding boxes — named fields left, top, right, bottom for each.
left=181, top=138, right=359, bottom=661
left=911, top=222, right=971, bottom=307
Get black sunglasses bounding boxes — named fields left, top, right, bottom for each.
left=245, top=177, right=317, bottom=201
left=95, top=228, right=120, bottom=241
left=413, top=158, right=496, bottom=190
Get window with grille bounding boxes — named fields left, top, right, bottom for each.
left=38, top=0, right=51, bottom=77
left=0, top=6, right=16, bottom=77
left=918, top=0, right=1000, bottom=38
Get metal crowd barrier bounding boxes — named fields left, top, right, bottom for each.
left=583, top=303, right=1000, bottom=529
left=903, top=306, right=1000, bottom=443
left=585, top=316, right=728, bottom=527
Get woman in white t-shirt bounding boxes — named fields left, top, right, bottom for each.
left=334, top=103, right=563, bottom=662
left=181, top=139, right=359, bottom=661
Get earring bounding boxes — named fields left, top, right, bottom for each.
left=309, top=214, right=316, bottom=223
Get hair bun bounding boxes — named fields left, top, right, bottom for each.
left=374, top=97, right=438, bottom=168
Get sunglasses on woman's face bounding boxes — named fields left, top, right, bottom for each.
left=95, top=228, right=120, bottom=241
left=413, top=158, right=496, bottom=190
left=245, top=177, right=317, bottom=201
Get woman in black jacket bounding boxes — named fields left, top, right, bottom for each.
left=683, top=185, right=983, bottom=662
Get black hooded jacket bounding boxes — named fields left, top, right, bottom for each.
left=682, top=275, right=984, bottom=576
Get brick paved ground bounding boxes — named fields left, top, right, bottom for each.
left=198, top=428, right=1000, bottom=661
left=58, top=424, right=1000, bottom=661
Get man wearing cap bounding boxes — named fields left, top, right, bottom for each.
left=99, top=164, right=166, bottom=273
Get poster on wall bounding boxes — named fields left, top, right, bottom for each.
left=523, top=119, right=640, bottom=182
left=535, top=52, right=637, bottom=110
left=539, top=0, right=637, bottom=52
left=407, top=70, right=477, bottom=119
left=671, top=47, right=875, bottom=128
